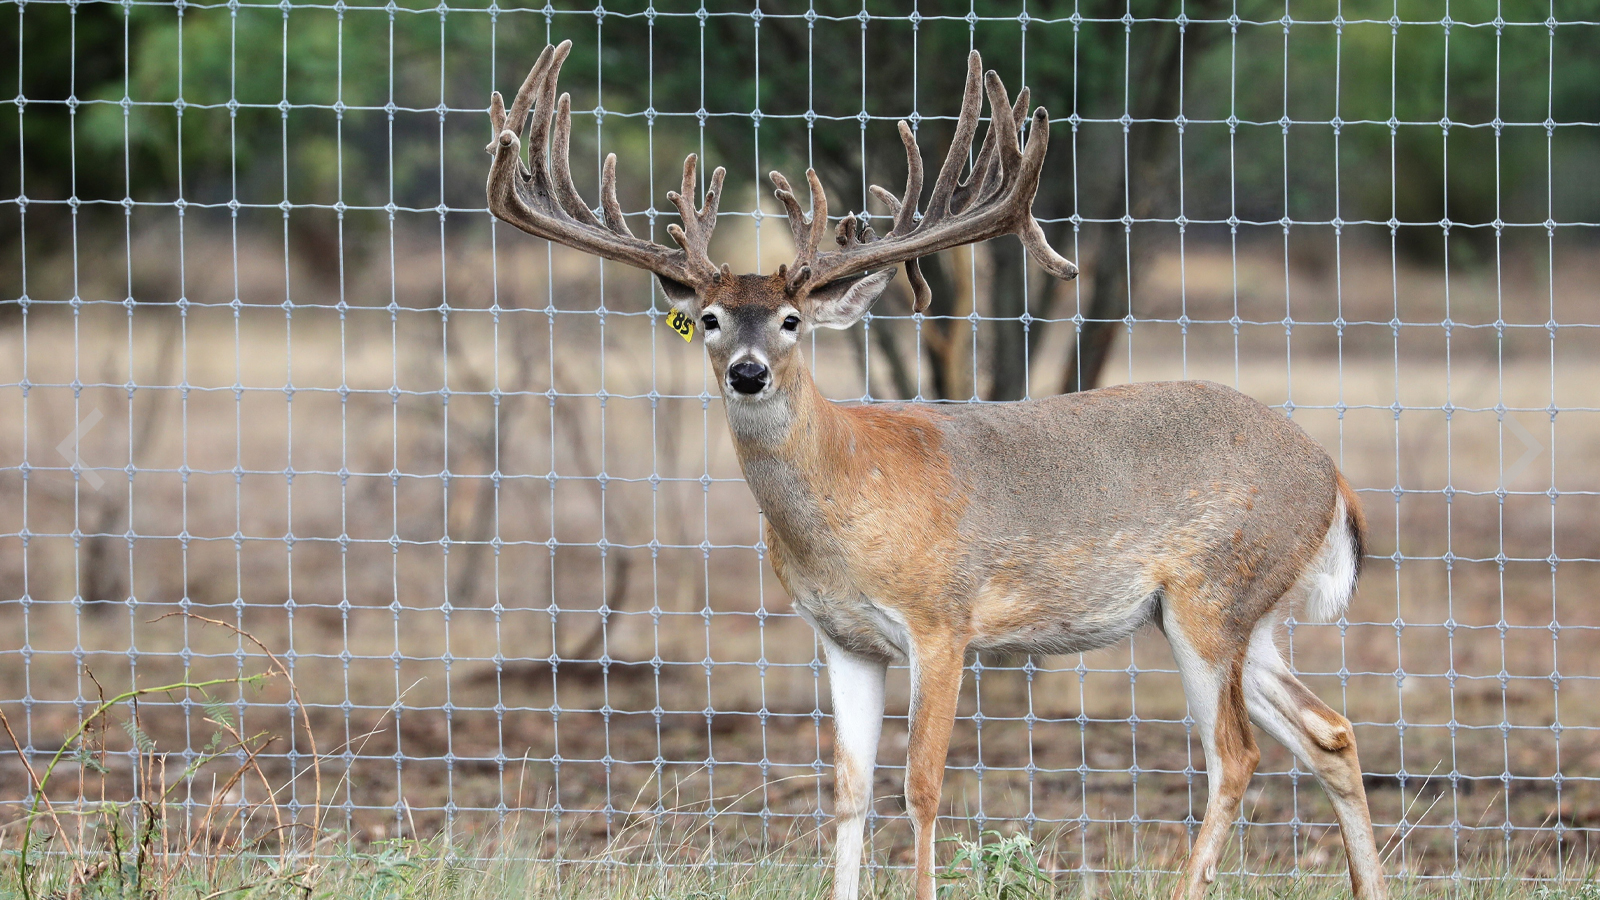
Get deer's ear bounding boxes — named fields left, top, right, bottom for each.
left=805, top=269, right=896, bottom=330
left=657, top=274, right=702, bottom=317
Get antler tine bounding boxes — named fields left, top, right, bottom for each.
left=951, top=71, right=1027, bottom=215
left=786, top=50, right=1076, bottom=301
left=769, top=172, right=811, bottom=252
left=867, top=177, right=934, bottom=312
left=769, top=169, right=830, bottom=292
left=868, top=184, right=900, bottom=215
left=551, top=93, right=602, bottom=229
left=979, top=71, right=1024, bottom=200
left=985, top=72, right=1023, bottom=171
left=504, top=42, right=557, bottom=144
left=702, top=165, right=727, bottom=225
left=525, top=42, right=571, bottom=184
left=950, top=93, right=1000, bottom=214
left=804, top=169, right=829, bottom=263
left=923, top=51, right=985, bottom=224
left=488, top=90, right=508, bottom=143
left=698, top=164, right=728, bottom=273
left=1018, top=106, right=1053, bottom=185
left=487, top=42, right=722, bottom=292
left=667, top=153, right=729, bottom=233
left=599, top=153, right=635, bottom=237
left=1007, top=87, right=1031, bottom=195
left=1019, top=215, right=1077, bottom=280
left=835, top=214, right=859, bottom=248
left=663, top=153, right=696, bottom=252
left=870, top=119, right=924, bottom=237
left=668, top=152, right=699, bottom=218
left=1015, top=107, right=1078, bottom=281
left=904, top=259, right=932, bottom=312
left=663, top=154, right=723, bottom=281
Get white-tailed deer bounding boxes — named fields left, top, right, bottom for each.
left=487, top=41, right=1386, bottom=900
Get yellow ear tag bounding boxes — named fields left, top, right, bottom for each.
left=665, top=308, right=695, bottom=342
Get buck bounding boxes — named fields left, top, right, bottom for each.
left=487, top=41, right=1387, bottom=900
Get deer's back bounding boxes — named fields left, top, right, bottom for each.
left=925, top=380, right=1341, bottom=656
left=935, top=380, right=1336, bottom=536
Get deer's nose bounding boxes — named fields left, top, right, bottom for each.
left=727, top=360, right=770, bottom=395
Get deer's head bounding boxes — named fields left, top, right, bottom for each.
left=486, top=41, right=1078, bottom=404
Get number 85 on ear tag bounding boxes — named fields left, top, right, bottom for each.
left=665, top=309, right=695, bottom=342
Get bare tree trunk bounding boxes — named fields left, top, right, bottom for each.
left=1063, top=220, right=1131, bottom=394
left=851, top=304, right=917, bottom=401
left=1060, top=3, right=1225, bottom=394
left=918, top=251, right=976, bottom=400
left=84, top=316, right=180, bottom=612
left=987, top=237, right=1029, bottom=400
left=873, top=314, right=917, bottom=400
left=917, top=254, right=958, bottom=400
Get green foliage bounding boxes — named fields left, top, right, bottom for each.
left=340, top=839, right=437, bottom=900
left=120, top=717, right=157, bottom=755
left=1188, top=0, right=1600, bottom=258
left=4, top=0, right=1597, bottom=256
left=937, top=830, right=1051, bottom=900
left=1535, top=882, right=1600, bottom=900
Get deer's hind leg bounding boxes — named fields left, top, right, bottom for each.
left=1161, top=598, right=1261, bottom=900
left=1242, top=621, right=1387, bottom=900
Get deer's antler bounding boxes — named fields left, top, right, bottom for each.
left=486, top=41, right=724, bottom=293
left=771, top=50, right=1077, bottom=311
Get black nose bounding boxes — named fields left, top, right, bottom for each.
left=727, top=360, right=770, bottom=395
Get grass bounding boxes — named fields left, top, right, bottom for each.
left=0, top=615, right=324, bottom=900
left=6, top=826, right=1600, bottom=900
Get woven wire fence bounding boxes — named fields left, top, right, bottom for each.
left=3, top=0, right=1600, bottom=886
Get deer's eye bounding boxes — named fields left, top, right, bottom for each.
left=781, top=315, right=801, bottom=332
left=701, top=313, right=720, bottom=331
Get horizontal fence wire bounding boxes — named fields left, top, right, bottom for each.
left=2, top=0, right=1599, bottom=886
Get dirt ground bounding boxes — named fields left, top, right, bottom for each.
left=2, top=219, right=1599, bottom=877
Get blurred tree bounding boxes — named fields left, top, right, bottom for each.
left=2, top=0, right=496, bottom=276
left=4, top=0, right=1596, bottom=384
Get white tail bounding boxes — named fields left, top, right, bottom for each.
left=1301, top=480, right=1365, bottom=623
left=489, top=43, right=1387, bottom=900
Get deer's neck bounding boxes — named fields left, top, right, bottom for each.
left=721, top=364, right=854, bottom=550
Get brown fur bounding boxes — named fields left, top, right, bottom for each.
left=1277, top=671, right=1355, bottom=752
left=1211, top=654, right=1261, bottom=794
left=1178, top=652, right=1261, bottom=897
left=903, top=640, right=966, bottom=888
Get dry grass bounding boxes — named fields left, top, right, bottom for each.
left=2, top=217, right=1600, bottom=881
left=0, top=614, right=324, bottom=900
left=7, top=816, right=1600, bottom=900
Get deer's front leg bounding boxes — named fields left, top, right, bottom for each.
left=905, top=637, right=967, bottom=900
left=824, top=638, right=887, bottom=900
